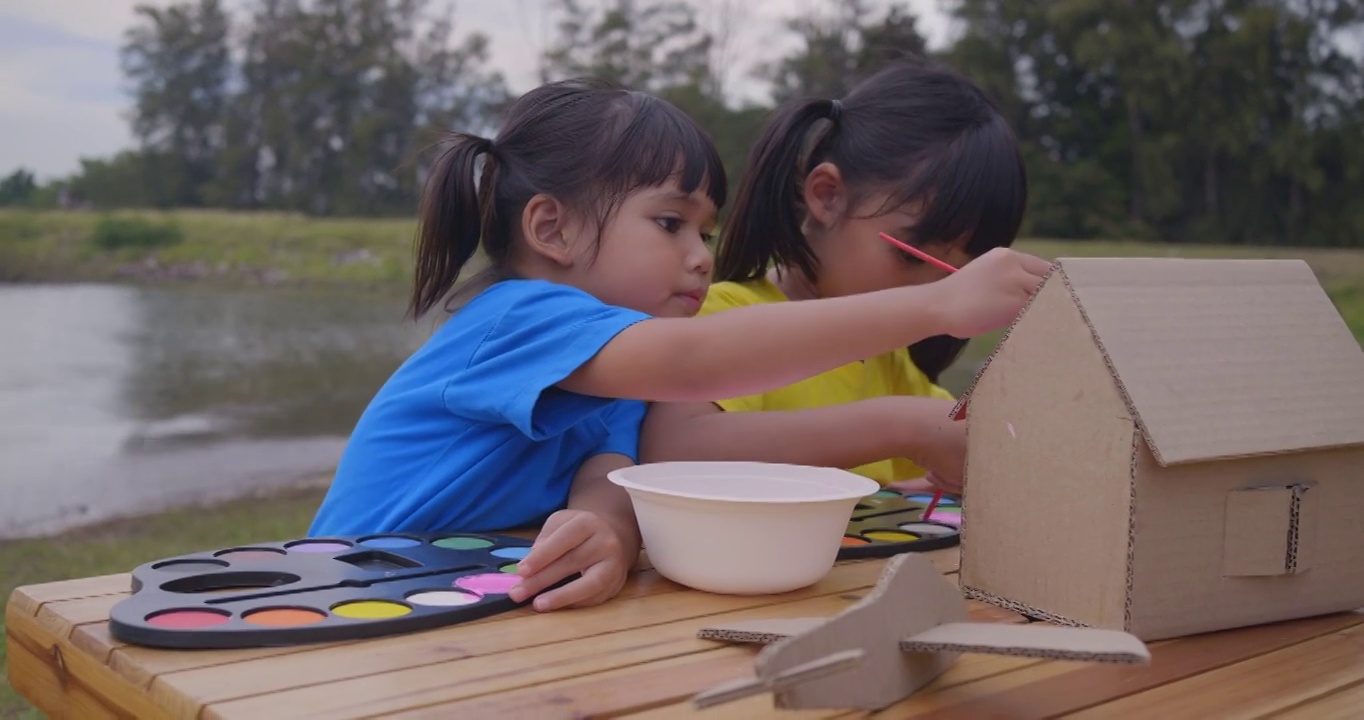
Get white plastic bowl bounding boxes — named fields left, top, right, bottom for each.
left=607, top=461, right=880, bottom=595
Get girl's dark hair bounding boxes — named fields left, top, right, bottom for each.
left=409, top=78, right=727, bottom=318
left=714, top=60, right=1027, bottom=384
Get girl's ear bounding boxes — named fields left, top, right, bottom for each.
left=521, top=193, right=578, bottom=267
left=802, top=162, right=847, bottom=230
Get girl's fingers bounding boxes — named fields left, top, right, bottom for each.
left=519, top=513, right=592, bottom=576
left=540, top=562, right=618, bottom=611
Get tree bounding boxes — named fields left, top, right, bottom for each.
left=766, top=0, right=930, bottom=103
left=121, top=0, right=232, bottom=207
left=0, top=168, right=37, bottom=207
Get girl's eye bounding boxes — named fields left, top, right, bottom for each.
left=655, top=217, right=682, bottom=233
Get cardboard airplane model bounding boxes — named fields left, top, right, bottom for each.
left=692, top=553, right=1152, bottom=711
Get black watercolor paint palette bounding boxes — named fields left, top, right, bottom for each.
left=836, top=490, right=962, bottom=560
left=108, top=532, right=560, bottom=649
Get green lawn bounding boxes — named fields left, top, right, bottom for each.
left=2, top=210, right=1363, bottom=716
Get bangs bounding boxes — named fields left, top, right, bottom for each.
left=884, top=115, right=1027, bottom=256
left=593, top=93, right=728, bottom=212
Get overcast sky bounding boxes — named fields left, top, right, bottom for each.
left=0, top=0, right=952, bottom=181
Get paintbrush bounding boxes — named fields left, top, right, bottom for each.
left=877, top=232, right=958, bottom=520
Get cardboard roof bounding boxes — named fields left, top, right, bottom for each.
left=952, top=257, right=1364, bottom=466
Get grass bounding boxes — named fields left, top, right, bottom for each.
left=1, top=209, right=1363, bottom=716
left=0, top=485, right=328, bottom=718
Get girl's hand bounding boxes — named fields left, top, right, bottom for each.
left=932, top=248, right=1055, bottom=338
left=509, top=509, right=637, bottom=611
left=905, top=413, right=967, bottom=493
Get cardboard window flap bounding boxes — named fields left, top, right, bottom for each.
left=1224, top=485, right=1294, bottom=576
left=900, top=622, right=1150, bottom=663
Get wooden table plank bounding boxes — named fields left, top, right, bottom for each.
left=863, top=610, right=1364, bottom=718
left=1266, top=679, right=1364, bottom=720
left=1065, top=622, right=1364, bottom=719
left=152, top=552, right=955, bottom=716
left=317, top=586, right=1025, bottom=720
left=196, top=560, right=968, bottom=720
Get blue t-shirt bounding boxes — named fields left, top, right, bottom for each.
left=309, top=279, right=651, bottom=535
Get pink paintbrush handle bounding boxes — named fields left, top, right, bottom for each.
left=878, top=232, right=959, bottom=274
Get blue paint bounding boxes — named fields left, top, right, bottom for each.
left=359, top=535, right=421, bottom=549
left=491, top=547, right=530, bottom=560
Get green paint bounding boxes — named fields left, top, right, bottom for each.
left=500, top=563, right=519, bottom=574
left=433, top=536, right=493, bottom=550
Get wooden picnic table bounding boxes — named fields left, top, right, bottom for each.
left=7, top=543, right=1363, bottom=719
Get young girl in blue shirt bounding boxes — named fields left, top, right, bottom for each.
left=309, top=78, right=1052, bottom=612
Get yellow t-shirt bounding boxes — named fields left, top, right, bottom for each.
left=700, top=277, right=955, bottom=485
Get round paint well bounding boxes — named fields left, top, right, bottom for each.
left=499, top=563, right=520, bottom=574
left=490, top=547, right=530, bottom=561
left=285, top=540, right=353, bottom=553
left=455, top=573, right=520, bottom=596
left=864, top=530, right=919, bottom=542
left=244, top=607, right=328, bottom=627
left=152, top=559, right=229, bottom=573
left=907, top=494, right=961, bottom=506
left=898, top=522, right=956, bottom=537
left=358, top=535, right=422, bottom=549
left=925, top=511, right=961, bottom=527
left=146, top=609, right=230, bottom=629
left=433, top=536, right=494, bottom=550
left=841, top=536, right=870, bottom=546
left=214, top=548, right=287, bottom=562
left=332, top=600, right=412, bottom=619
left=407, top=590, right=480, bottom=607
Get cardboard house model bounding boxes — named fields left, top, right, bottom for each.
left=950, top=258, right=1364, bottom=642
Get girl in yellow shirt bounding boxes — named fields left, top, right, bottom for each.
left=640, top=60, right=1028, bottom=493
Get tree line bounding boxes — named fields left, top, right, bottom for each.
left=3, top=0, right=1361, bottom=247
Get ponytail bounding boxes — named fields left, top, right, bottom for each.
left=714, top=98, right=841, bottom=283
left=408, top=133, right=496, bottom=319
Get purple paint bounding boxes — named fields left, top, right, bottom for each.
left=285, top=540, right=352, bottom=553
left=455, top=573, right=520, bottom=596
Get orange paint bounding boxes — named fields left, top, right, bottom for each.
left=841, top=536, right=870, bottom=546
left=244, top=608, right=326, bottom=627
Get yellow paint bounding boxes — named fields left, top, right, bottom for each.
left=865, top=530, right=918, bottom=542
left=331, top=600, right=411, bottom=619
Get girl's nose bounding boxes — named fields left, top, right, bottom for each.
left=690, top=237, right=714, bottom=276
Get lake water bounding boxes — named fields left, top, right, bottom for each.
left=0, top=283, right=430, bottom=539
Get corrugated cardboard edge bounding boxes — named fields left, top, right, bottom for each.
left=958, top=586, right=1089, bottom=628
left=697, top=618, right=825, bottom=645
left=956, top=262, right=1141, bottom=631
left=898, top=623, right=1150, bottom=664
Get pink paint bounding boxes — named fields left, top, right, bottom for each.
left=926, top=509, right=962, bottom=527
left=146, top=609, right=230, bottom=629
left=455, top=573, right=520, bottom=596
left=1007, top=421, right=1017, bottom=438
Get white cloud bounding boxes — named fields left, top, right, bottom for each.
left=0, top=0, right=949, bottom=181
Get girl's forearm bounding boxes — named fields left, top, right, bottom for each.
left=640, top=396, right=951, bottom=471
left=563, top=283, right=949, bottom=402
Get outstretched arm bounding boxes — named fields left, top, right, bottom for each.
left=560, top=248, right=1051, bottom=403
left=639, top=396, right=965, bottom=483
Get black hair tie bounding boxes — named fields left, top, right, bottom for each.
left=828, top=99, right=843, bottom=123
left=478, top=136, right=496, bottom=157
